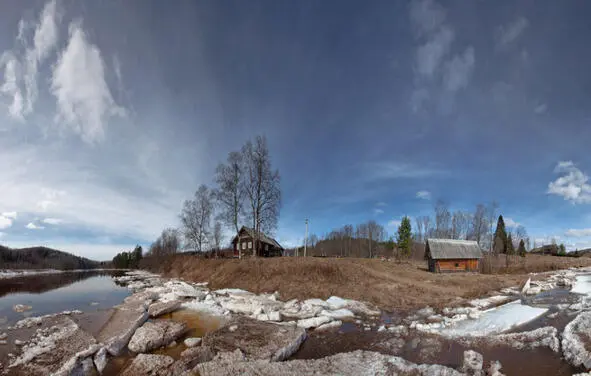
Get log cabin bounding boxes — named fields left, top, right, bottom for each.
left=425, top=238, right=483, bottom=273
left=231, top=226, right=284, bottom=258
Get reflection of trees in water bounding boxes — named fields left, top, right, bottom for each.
left=0, top=271, right=125, bottom=298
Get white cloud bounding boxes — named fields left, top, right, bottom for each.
left=565, top=228, right=591, bottom=238
left=0, top=52, right=24, bottom=120
left=504, top=217, right=520, bottom=228
left=23, top=0, right=60, bottom=114
left=415, top=26, right=454, bottom=79
left=374, top=208, right=385, bottom=215
left=376, top=202, right=387, bottom=207
left=416, top=190, right=432, bottom=200
left=534, top=103, right=547, bottom=114
left=26, top=222, right=44, bottom=230
left=42, top=217, right=63, bottom=225
left=548, top=161, right=591, bottom=204
left=0, top=216, right=13, bottom=229
left=388, top=219, right=402, bottom=229
left=2, top=212, right=17, bottom=219
left=51, top=22, right=125, bottom=144
left=496, top=17, right=529, bottom=48
left=365, top=162, right=444, bottom=180
left=443, top=47, right=475, bottom=92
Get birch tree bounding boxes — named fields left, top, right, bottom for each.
left=242, top=136, right=281, bottom=256
left=180, top=185, right=213, bottom=252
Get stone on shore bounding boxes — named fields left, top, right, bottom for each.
left=148, top=300, right=181, bottom=317
left=13, top=304, right=33, bottom=313
left=197, top=349, right=463, bottom=376
left=128, top=320, right=187, bottom=353
left=461, top=350, right=483, bottom=376
left=203, top=316, right=307, bottom=361
left=179, top=346, right=215, bottom=368
left=120, top=354, right=174, bottom=376
left=183, top=337, right=202, bottom=347
left=96, top=301, right=149, bottom=356
left=94, top=347, right=108, bottom=374
left=458, top=326, right=559, bottom=352
left=562, top=311, right=591, bottom=368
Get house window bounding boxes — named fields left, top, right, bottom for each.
left=242, top=242, right=246, bottom=250
left=248, top=241, right=252, bottom=249
left=455, top=263, right=460, bottom=267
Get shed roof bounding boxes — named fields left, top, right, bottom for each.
left=233, top=227, right=284, bottom=250
left=427, top=238, right=483, bottom=259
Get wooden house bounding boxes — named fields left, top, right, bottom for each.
left=231, top=226, right=284, bottom=258
left=425, top=238, right=483, bottom=273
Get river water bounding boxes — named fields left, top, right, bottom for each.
left=0, top=270, right=130, bottom=326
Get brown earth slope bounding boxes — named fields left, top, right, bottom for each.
left=142, top=254, right=591, bottom=312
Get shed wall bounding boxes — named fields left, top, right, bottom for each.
left=435, top=259, right=479, bottom=273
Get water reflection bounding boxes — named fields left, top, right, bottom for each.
left=0, top=271, right=129, bottom=326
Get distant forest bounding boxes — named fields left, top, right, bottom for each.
left=0, top=245, right=101, bottom=270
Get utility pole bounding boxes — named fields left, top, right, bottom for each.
left=304, top=219, right=309, bottom=257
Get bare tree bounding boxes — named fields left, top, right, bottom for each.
left=242, top=136, right=281, bottom=257
left=485, top=201, right=499, bottom=251
left=469, top=204, right=487, bottom=246
left=212, top=221, right=223, bottom=254
left=421, top=216, right=432, bottom=240
left=451, top=211, right=471, bottom=240
left=149, top=228, right=181, bottom=257
left=180, top=185, right=214, bottom=252
left=213, top=151, right=244, bottom=256
left=415, top=217, right=424, bottom=242
left=434, top=200, right=451, bottom=238
left=367, top=220, right=385, bottom=258
left=343, top=224, right=353, bottom=257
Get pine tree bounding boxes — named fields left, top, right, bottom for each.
left=506, top=234, right=515, bottom=255
left=517, top=239, right=526, bottom=257
left=559, top=243, right=566, bottom=256
left=397, top=216, right=412, bottom=258
left=492, top=215, right=508, bottom=255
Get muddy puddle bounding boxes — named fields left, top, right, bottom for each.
left=103, top=309, right=225, bottom=374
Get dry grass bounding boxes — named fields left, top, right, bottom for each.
left=142, top=254, right=591, bottom=312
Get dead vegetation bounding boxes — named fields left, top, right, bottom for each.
left=142, top=254, right=591, bottom=312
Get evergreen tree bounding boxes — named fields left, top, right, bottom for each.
left=492, top=215, right=508, bottom=254
left=397, top=216, right=412, bottom=258
left=506, top=234, right=515, bottom=255
left=559, top=243, right=566, bottom=256
left=517, top=239, right=526, bottom=257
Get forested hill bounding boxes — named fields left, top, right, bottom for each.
left=0, top=245, right=101, bottom=270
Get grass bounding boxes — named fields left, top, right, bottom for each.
left=142, top=254, right=591, bottom=312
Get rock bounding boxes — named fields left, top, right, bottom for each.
left=0, top=332, right=6, bottom=340
left=319, top=309, right=355, bottom=320
left=148, top=300, right=181, bottom=317
left=168, top=340, right=178, bottom=348
left=315, top=320, right=342, bottom=332
left=13, top=304, right=32, bottom=312
left=377, top=325, right=386, bottom=332
left=179, top=346, right=215, bottom=367
left=120, top=354, right=174, bottom=376
left=388, top=325, right=409, bottom=336
left=458, top=326, right=560, bottom=352
left=203, top=316, right=307, bottom=361
left=461, top=350, right=483, bottom=376
left=96, top=301, right=149, bottom=356
left=184, top=337, right=202, bottom=347
left=562, top=311, right=591, bottom=368
left=228, top=325, right=238, bottom=332
left=417, top=307, right=436, bottom=317
left=0, top=340, right=7, bottom=345
left=488, top=360, right=505, bottom=376
left=94, top=347, right=108, bottom=374
left=128, top=320, right=188, bottom=353
left=297, top=316, right=332, bottom=329
left=196, top=349, right=463, bottom=376
left=69, top=357, right=96, bottom=376
left=267, top=311, right=281, bottom=321
left=14, top=339, right=24, bottom=346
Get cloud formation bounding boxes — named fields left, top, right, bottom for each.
left=504, top=217, right=520, bottom=228
left=0, top=53, right=24, bottom=120
left=26, top=222, right=44, bottom=230
left=496, top=17, right=529, bottom=48
left=416, top=190, right=432, bottom=200
left=42, top=218, right=63, bottom=225
left=409, top=0, right=475, bottom=114
left=548, top=161, right=591, bottom=204
left=51, top=23, right=125, bottom=144
left=565, top=228, right=591, bottom=237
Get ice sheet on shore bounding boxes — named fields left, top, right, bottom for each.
left=571, top=274, right=591, bottom=295
left=440, top=300, right=548, bottom=337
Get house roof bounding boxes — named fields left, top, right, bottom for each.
left=233, top=227, right=284, bottom=250
left=427, top=238, right=483, bottom=259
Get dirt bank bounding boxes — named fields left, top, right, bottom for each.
left=142, top=254, right=591, bottom=311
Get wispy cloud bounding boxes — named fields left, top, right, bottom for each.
left=0, top=52, right=24, bottom=120
left=534, top=103, right=547, bottom=114
left=51, top=22, right=125, bottom=144
left=2, top=212, right=17, bottom=219
left=409, top=0, right=475, bottom=114
left=42, top=217, right=63, bottom=225
left=364, top=161, right=445, bottom=181
left=416, top=190, right=431, bottom=200
left=547, top=161, right=591, bottom=204
left=374, top=208, right=385, bottom=215
left=565, top=228, right=591, bottom=238
left=376, top=202, right=387, bottom=207
left=0, top=216, right=13, bottom=229
left=495, top=17, right=529, bottom=49
left=26, top=222, right=44, bottom=230
left=387, top=219, right=401, bottom=230
left=504, top=217, right=520, bottom=228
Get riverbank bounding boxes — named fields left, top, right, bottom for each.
left=141, top=254, right=591, bottom=311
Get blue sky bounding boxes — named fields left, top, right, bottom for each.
left=2, top=0, right=591, bottom=260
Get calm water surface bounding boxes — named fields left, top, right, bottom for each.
left=0, top=271, right=130, bottom=326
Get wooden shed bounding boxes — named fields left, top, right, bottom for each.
left=425, top=238, right=483, bottom=273
left=231, top=226, right=284, bottom=258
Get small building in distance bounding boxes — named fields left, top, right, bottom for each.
left=425, top=238, right=483, bottom=273
left=231, top=226, right=283, bottom=257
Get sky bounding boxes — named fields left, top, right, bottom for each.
left=2, top=0, right=591, bottom=260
